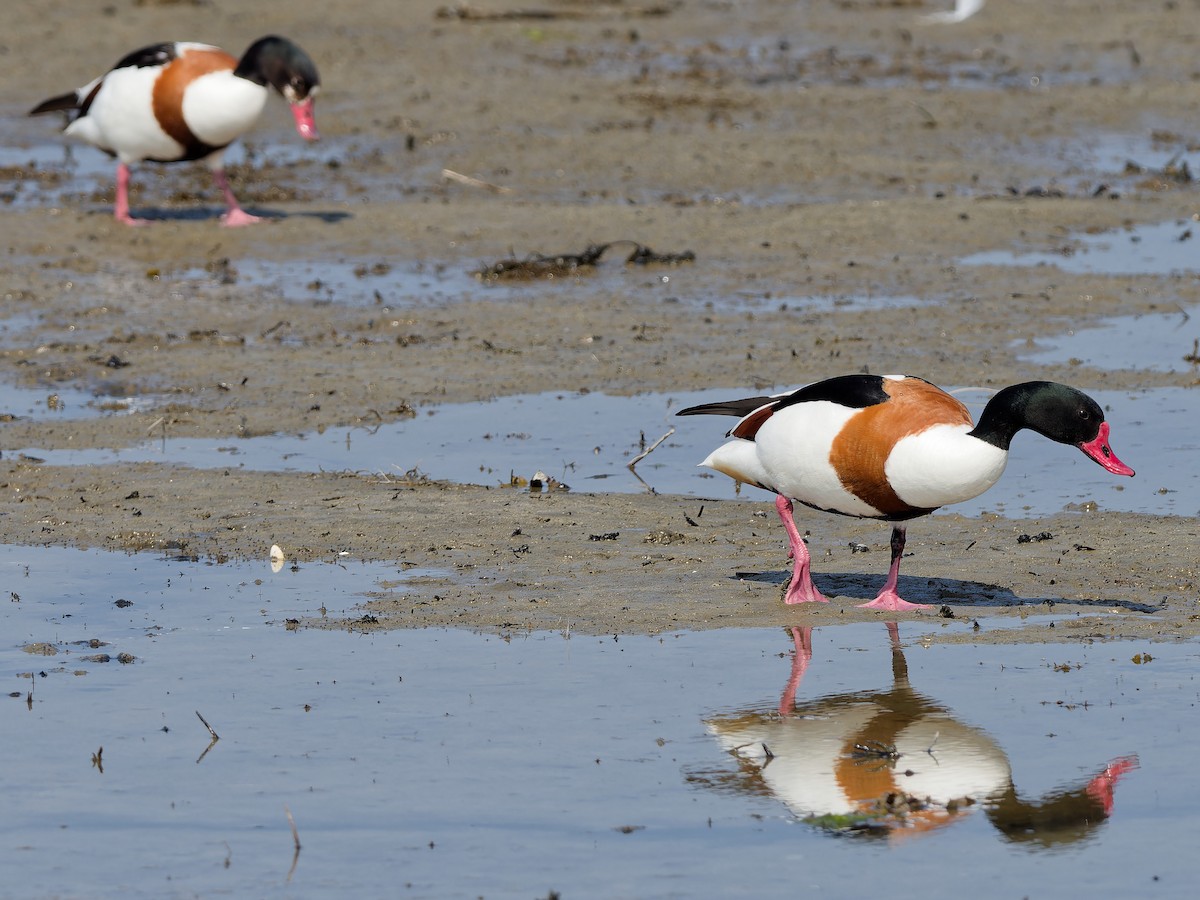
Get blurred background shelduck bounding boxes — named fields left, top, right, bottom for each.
left=30, top=35, right=320, bottom=226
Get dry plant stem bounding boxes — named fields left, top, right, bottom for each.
left=195, top=710, right=219, bottom=740
left=628, top=427, right=675, bottom=470
left=441, top=168, right=513, bottom=194
left=285, top=805, right=301, bottom=851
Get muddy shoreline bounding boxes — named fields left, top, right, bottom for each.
left=2, top=0, right=1198, bottom=643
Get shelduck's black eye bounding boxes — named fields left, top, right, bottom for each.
left=1078, top=407, right=1091, bottom=420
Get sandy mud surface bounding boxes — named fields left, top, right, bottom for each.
left=2, top=0, right=1198, bottom=642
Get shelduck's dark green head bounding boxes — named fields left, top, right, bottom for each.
left=972, top=381, right=1134, bottom=476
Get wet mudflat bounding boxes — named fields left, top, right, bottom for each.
left=2, top=544, right=1197, bottom=898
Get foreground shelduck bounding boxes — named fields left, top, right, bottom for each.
left=678, top=375, right=1134, bottom=611
left=30, top=36, right=320, bottom=226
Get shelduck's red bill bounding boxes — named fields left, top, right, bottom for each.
left=290, top=98, right=319, bottom=141
left=1078, top=421, right=1134, bottom=476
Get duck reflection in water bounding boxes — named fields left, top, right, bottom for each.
left=701, top=624, right=1137, bottom=845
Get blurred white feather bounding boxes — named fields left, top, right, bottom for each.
left=921, top=0, right=986, bottom=23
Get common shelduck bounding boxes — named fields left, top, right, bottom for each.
left=29, top=35, right=320, bottom=226
left=678, top=375, right=1134, bottom=611
left=705, top=624, right=1138, bottom=840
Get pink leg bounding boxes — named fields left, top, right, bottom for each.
left=775, top=495, right=827, bottom=604
left=213, top=169, right=262, bottom=227
left=1084, top=755, right=1139, bottom=816
left=857, top=526, right=931, bottom=611
left=884, top=621, right=909, bottom=681
left=885, top=620, right=901, bottom=648
left=114, top=163, right=149, bottom=226
left=778, top=626, right=813, bottom=714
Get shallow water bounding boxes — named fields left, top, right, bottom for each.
left=7, top=385, right=1194, bottom=515
left=204, top=256, right=485, bottom=308
left=0, top=127, right=372, bottom=211
left=186, top=253, right=940, bottom=317
left=0, top=381, right=120, bottom=420
left=1016, top=305, right=1200, bottom=374
left=1, top=543, right=1195, bottom=898
left=555, top=32, right=1126, bottom=94
left=1088, top=132, right=1198, bottom=178
left=961, top=218, right=1199, bottom=276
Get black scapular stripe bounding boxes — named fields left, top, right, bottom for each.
left=113, top=42, right=177, bottom=71
left=772, top=374, right=892, bottom=412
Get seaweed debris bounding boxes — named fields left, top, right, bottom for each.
left=473, top=241, right=695, bottom=282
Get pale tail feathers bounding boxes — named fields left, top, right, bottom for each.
left=699, top=439, right=774, bottom=493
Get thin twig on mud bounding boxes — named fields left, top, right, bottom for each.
left=628, top=427, right=674, bottom=471
left=442, top=168, right=513, bottom=194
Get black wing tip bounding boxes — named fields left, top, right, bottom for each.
left=29, top=92, right=80, bottom=116
left=676, top=397, right=773, bottom=418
